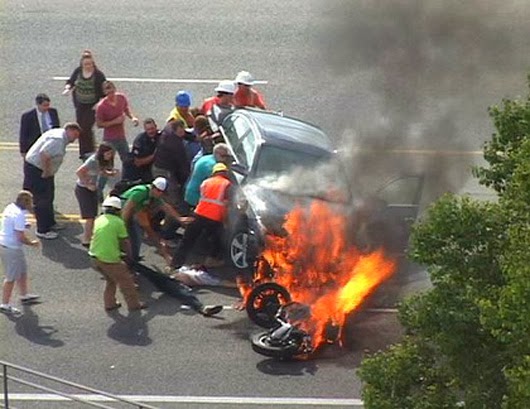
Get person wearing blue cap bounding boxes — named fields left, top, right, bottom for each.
left=166, top=90, right=195, bottom=128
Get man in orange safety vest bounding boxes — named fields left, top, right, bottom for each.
left=169, top=163, right=232, bottom=269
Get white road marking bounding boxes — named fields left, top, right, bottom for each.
left=52, top=76, right=269, bottom=85
left=7, top=393, right=363, bottom=406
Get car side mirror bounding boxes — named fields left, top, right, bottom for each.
left=231, top=162, right=249, bottom=176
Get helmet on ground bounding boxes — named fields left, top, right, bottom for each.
left=102, top=196, right=122, bottom=210
left=235, top=71, right=254, bottom=86
left=152, top=177, right=168, bottom=192
left=212, top=163, right=228, bottom=174
left=214, top=80, right=236, bottom=95
left=175, top=91, right=192, bottom=107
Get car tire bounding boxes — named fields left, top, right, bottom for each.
left=227, top=227, right=257, bottom=272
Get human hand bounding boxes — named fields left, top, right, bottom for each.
left=31, top=239, right=40, bottom=247
left=62, top=86, right=71, bottom=96
left=131, top=117, right=139, bottom=127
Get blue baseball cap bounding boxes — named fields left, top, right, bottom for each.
left=175, top=91, right=191, bottom=107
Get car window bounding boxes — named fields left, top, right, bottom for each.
left=228, top=116, right=256, bottom=168
left=377, top=175, right=424, bottom=205
left=221, top=115, right=242, bottom=150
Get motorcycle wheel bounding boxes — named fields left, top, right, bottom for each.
left=246, top=282, right=292, bottom=328
left=251, top=331, right=302, bottom=360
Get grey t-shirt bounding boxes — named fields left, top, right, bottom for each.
left=76, top=154, right=99, bottom=188
left=25, top=128, right=68, bottom=175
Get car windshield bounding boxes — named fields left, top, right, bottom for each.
left=252, top=145, right=351, bottom=203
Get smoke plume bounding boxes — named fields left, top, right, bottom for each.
left=316, top=0, right=530, bottom=201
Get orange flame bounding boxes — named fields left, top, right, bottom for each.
left=244, top=200, right=397, bottom=349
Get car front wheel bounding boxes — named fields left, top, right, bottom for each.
left=229, top=230, right=251, bottom=270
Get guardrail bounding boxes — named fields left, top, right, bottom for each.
left=0, top=360, right=161, bottom=409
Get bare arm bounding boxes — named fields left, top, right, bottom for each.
left=120, top=238, right=133, bottom=261
left=96, top=113, right=126, bottom=129
left=161, top=202, right=193, bottom=225
left=15, top=230, right=39, bottom=247
left=124, top=106, right=139, bottom=126
left=121, top=200, right=136, bottom=224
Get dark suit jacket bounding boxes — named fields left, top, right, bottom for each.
left=19, top=108, right=60, bottom=154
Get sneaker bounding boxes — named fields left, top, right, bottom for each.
left=0, top=304, right=21, bottom=315
left=199, top=305, right=223, bottom=317
left=35, top=231, right=59, bottom=240
left=51, top=222, right=66, bottom=231
left=20, top=294, right=40, bottom=303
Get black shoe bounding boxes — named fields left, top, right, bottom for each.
left=199, top=305, right=223, bottom=317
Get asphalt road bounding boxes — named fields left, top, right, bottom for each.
left=1, top=1, right=530, bottom=408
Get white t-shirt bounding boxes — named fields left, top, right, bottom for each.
left=0, top=203, right=27, bottom=249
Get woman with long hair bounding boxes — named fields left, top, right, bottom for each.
left=75, top=143, right=119, bottom=246
left=63, top=49, right=107, bottom=159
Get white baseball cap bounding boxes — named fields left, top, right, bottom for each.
left=235, top=71, right=254, bottom=86
left=152, top=177, right=168, bottom=192
left=102, top=196, right=122, bottom=209
left=214, top=80, right=236, bottom=94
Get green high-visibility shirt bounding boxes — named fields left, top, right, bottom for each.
left=88, top=213, right=128, bottom=263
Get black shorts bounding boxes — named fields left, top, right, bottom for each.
left=75, top=184, right=98, bottom=219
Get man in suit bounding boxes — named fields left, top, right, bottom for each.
left=20, top=93, right=60, bottom=189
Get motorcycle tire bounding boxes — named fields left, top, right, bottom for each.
left=246, top=282, right=292, bottom=328
left=251, top=331, right=302, bottom=360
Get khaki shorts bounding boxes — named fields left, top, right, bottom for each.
left=0, top=246, right=27, bottom=281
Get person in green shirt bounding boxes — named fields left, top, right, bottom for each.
left=89, top=196, right=145, bottom=311
left=121, top=177, right=192, bottom=263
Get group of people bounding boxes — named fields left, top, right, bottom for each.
left=1, top=49, right=267, bottom=315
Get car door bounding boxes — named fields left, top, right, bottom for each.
left=374, top=174, right=425, bottom=253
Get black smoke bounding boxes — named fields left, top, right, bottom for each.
left=316, top=0, right=530, bottom=200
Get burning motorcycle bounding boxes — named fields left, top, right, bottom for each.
left=251, top=301, right=341, bottom=360
left=251, top=302, right=314, bottom=360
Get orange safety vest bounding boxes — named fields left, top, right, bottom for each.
left=195, top=175, right=231, bottom=222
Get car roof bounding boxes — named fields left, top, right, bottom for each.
left=233, top=109, right=336, bottom=153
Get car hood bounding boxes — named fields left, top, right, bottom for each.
left=241, top=182, right=350, bottom=236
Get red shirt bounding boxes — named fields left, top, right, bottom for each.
left=200, top=96, right=221, bottom=115
left=95, top=93, right=129, bottom=141
left=234, top=88, right=266, bottom=109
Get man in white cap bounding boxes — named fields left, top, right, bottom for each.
left=89, top=196, right=146, bottom=312
left=120, top=177, right=191, bottom=263
left=200, top=80, right=236, bottom=116
left=233, top=71, right=266, bottom=110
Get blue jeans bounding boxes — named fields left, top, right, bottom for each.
left=127, top=218, right=144, bottom=262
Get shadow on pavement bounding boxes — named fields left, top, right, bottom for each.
left=106, top=310, right=152, bottom=346
left=256, top=358, right=319, bottom=376
left=215, top=315, right=257, bottom=341
left=39, top=224, right=92, bottom=270
left=11, top=304, right=64, bottom=348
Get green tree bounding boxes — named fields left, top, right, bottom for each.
left=359, top=79, right=530, bottom=408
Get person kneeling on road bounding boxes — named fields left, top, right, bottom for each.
left=120, top=177, right=192, bottom=263
left=89, top=196, right=146, bottom=312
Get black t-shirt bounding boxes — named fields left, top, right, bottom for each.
left=122, top=131, right=160, bottom=182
